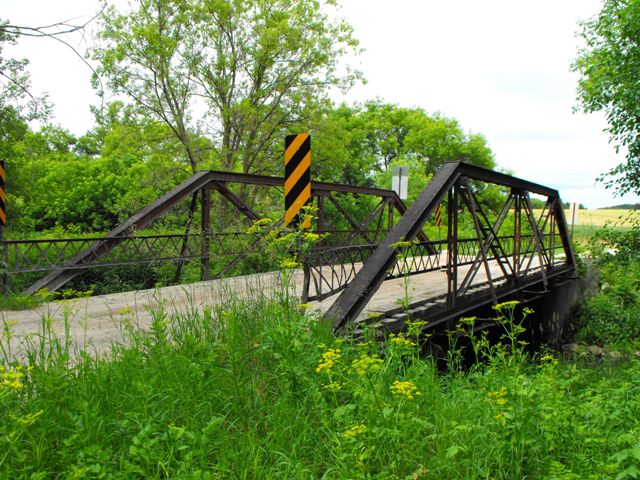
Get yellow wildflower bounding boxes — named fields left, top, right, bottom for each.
left=247, top=218, right=272, bottom=234
left=323, top=382, right=342, bottom=392
left=488, top=387, right=508, bottom=400
left=280, top=258, right=301, bottom=269
left=351, top=353, right=383, bottom=376
left=406, top=319, right=427, bottom=336
left=390, top=380, right=422, bottom=400
left=303, top=232, right=320, bottom=242
left=1, top=366, right=25, bottom=390
left=492, top=300, right=520, bottom=310
left=316, top=349, right=341, bottom=374
left=390, top=333, right=415, bottom=349
left=343, top=423, right=367, bottom=439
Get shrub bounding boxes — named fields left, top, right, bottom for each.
left=574, top=293, right=640, bottom=346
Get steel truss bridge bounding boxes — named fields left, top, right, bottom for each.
left=4, top=162, right=575, bottom=336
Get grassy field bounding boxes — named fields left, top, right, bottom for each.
left=1, top=288, right=639, bottom=478
left=566, top=208, right=637, bottom=227
left=531, top=208, right=636, bottom=243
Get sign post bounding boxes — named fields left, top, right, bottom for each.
left=284, top=133, right=311, bottom=229
left=569, top=202, right=579, bottom=239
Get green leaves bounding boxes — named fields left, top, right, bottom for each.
left=573, top=0, right=640, bottom=195
left=92, top=0, right=361, bottom=178
left=313, top=101, right=496, bottom=189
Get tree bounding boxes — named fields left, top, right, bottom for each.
left=0, top=20, right=51, bottom=123
left=573, top=0, right=640, bottom=195
left=312, top=101, right=496, bottom=187
left=93, top=0, right=360, bottom=178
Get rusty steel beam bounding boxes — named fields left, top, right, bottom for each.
left=326, top=162, right=461, bottom=330
left=212, top=181, right=261, bottom=221
left=201, top=186, right=212, bottom=281
left=26, top=171, right=213, bottom=295
left=457, top=186, right=514, bottom=298
left=325, top=161, right=575, bottom=331
left=458, top=179, right=498, bottom=304
left=24, top=170, right=413, bottom=294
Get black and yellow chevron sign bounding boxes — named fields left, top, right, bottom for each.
left=284, top=133, right=311, bottom=228
left=435, top=204, right=442, bottom=227
left=0, top=161, right=6, bottom=226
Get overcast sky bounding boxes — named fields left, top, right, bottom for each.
left=3, top=0, right=638, bottom=209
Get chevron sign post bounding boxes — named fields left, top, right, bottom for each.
left=284, top=133, right=311, bottom=229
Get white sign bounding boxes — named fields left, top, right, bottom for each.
left=569, top=202, right=579, bottom=225
left=392, top=166, right=409, bottom=200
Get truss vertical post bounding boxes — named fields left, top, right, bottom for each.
left=0, top=231, right=7, bottom=295
left=301, top=262, right=311, bottom=304
left=551, top=197, right=576, bottom=268
left=175, top=191, right=199, bottom=283
left=549, top=200, right=556, bottom=266
left=200, top=186, right=211, bottom=281
left=513, top=193, right=521, bottom=277
left=316, top=194, right=325, bottom=234
left=388, top=198, right=394, bottom=232
left=447, top=187, right=458, bottom=307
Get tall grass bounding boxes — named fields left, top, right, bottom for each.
left=1, top=289, right=639, bottom=478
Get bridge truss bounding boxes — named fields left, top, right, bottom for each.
left=317, top=162, right=576, bottom=333
left=6, top=171, right=417, bottom=295
left=4, top=161, right=576, bottom=340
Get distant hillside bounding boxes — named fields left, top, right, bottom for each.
left=598, top=203, right=640, bottom=210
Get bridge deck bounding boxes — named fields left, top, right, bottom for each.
left=1, top=257, right=526, bottom=359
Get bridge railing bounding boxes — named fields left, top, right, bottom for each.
left=4, top=229, right=391, bottom=276
left=5, top=169, right=422, bottom=295
left=304, top=233, right=567, bottom=302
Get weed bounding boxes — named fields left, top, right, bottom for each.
left=0, top=284, right=638, bottom=477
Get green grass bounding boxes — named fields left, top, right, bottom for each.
left=1, top=291, right=639, bottom=479
left=570, top=224, right=632, bottom=244
left=0, top=293, right=41, bottom=311
left=570, top=208, right=637, bottom=227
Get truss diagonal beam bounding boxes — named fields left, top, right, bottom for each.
left=26, top=171, right=214, bottom=294
left=457, top=188, right=514, bottom=296
left=325, top=161, right=576, bottom=331
left=327, top=194, right=374, bottom=244
left=458, top=179, right=498, bottom=304
left=521, top=194, right=549, bottom=289
left=343, top=198, right=386, bottom=245
left=212, top=181, right=261, bottom=221
left=327, top=162, right=461, bottom=330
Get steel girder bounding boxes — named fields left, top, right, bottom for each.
left=22, top=171, right=420, bottom=294
left=325, top=162, right=576, bottom=331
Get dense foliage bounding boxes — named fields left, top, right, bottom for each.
left=1, top=292, right=639, bottom=479
left=93, top=0, right=361, bottom=178
left=572, top=218, right=640, bottom=346
left=573, top=0, right=640, bottom=195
